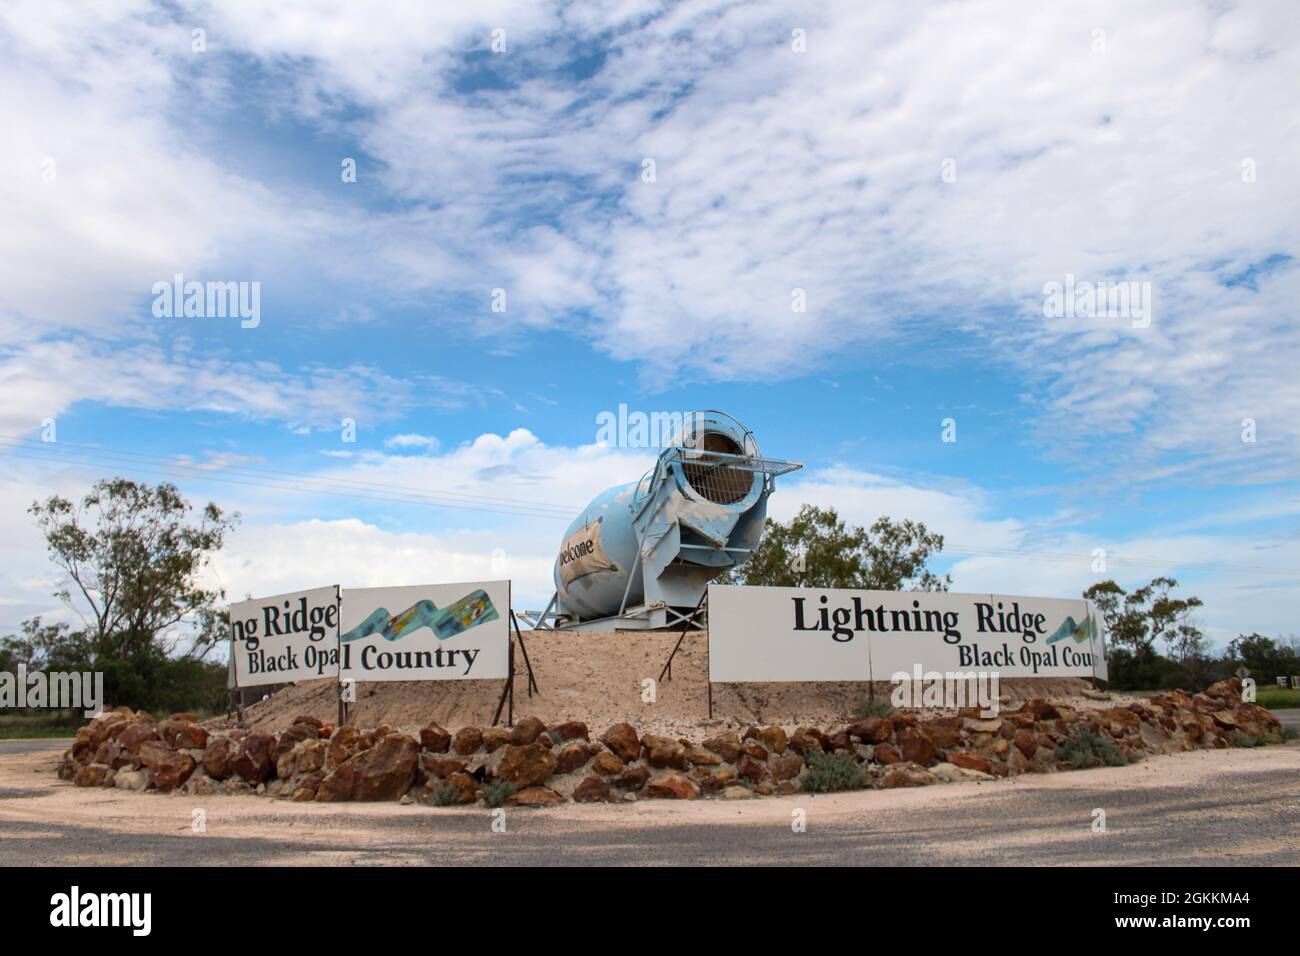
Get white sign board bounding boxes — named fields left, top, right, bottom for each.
left=708, top=583, right=870, bottom=682
left=708, top=585, right=1107, bottom=682
left=230, top=585, right=341, bottom=688
left=339, top=581, right=510, bottom=682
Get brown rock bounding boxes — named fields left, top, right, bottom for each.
left=510, top=786, right=565, bottom=807
left=419, top=721, right=452, bottom=753
left=75, top=763, right=112, bottom=787
left=355, top=733, right=419, bottom=800
left=328, top=725, right=363, bottom=769
left=482, top=727, right=511, bottom=752
left=919, top=717, right=962, bottom=750
left=507, top=716, right=546, bottom=746
left=271, top=724, right=316, bottom=763
left=898, top=728, right=937, bottom=766
left=701, top=733, right=742, bottom=763
left=947, top=751, right=992, bottom=774
left=137, top=743, right=196, bottom=792
left=297, top=740, right=326, bottom=774
left=880, top=762, right=937, bottom=788
left=754, top=725, right=788, bottom=754
left=684, top=747, right=722, bottom=766
left=549, top=721, right=590, bottom=742
left=592, top=750, right=625, bottom=775
left=554, top=742, right=594, bottom=774
left=232, top=734, right=276, bottom=784
left=645, top=771, right=701, bottom=799
left=964, top=717, right=1003, bottom=734
left=736, top=754, right=768, bottom=783
left=422, top=754, right=469, bottom=778
left=1234, top=702, right=1282, bottom=739
left=769, top=753, right=804, bottom=781
left=573, top=775, right=612, bottom=803
left=316, top=764, right=356, bottom=802
left=201, top=737, right=235, bottom=780
left=695, top=767, right=736, bottom=793
left=1205, top=676, right=1243, bottom=704
left=600, top=722, right=641, bottom=762
left=1014, top=729, right=1038, bottom=758
left=1022, top=699, right=1060, bottom=720
left=292, top=715, right=324, bottom=729
left=451, top=726, right=483, bottom=755
left=116, top=723, right=160, bottom=755
left=91, top=740, right=122, bottom=768
left=739, top=739, right=769, bottom=761
left=848, top=717, right=894, bottom=744
left=416, top=771, right=478, bottom=805
left=788, top=729, right=825, bottom=755
left=875, top=742, right=902, bottom=764
left=642, top=734, right=688, bottom=769
left=1100, top=707, right=1141, bottom=737
left=613, top=765, right=650, bottom=791
left=160, top=719, right=209, bottom=750
left=494, top=743, right=557, bottom=788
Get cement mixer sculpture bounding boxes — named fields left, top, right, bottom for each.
left=530, top=411, right=801, bottom=631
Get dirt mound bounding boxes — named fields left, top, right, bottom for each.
left=222, top=630, right=1097, bottom=739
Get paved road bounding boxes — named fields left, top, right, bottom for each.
left=1, top=744, right=1296, bottom=866
left=0, top=738, right=71, bottom=755
left=1273, top=708, right=1300, bottom=733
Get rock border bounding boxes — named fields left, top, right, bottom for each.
left=58, top=678, right=1284, bottom=806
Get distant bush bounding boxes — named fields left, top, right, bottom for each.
left=483, top=781, right=516, bottom=807
left=801, top=751, right=868, bottom=793
left=429, top=782, right=460, bottom=807
left=853, top=696, right=895, bottom=720
left=1057, top=728, right=1128, bottom=769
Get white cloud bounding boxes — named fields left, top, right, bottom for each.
left=2, top=431, right=1294, bottom=647
left=4, top=1, right=1297, bottom=475
left=0, top=338, right=477, bottom=434
left=384, top=433, right=440, bottom=451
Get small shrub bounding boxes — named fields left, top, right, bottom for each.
left=1282, top=726, right=1299, bottom=742
left=429, top=782, right=460, bottom=807
left=483, top=780, right=516, bottom=807
left=801, top=751, right=868, bottom=793
left=1057, top=728, right=1128, bottom=769
left=853, top=696, right=895, bottom=721
left=1229, top=730, right=1266, bottom=748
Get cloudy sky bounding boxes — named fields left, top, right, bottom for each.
left=1, top=0, right=1297, bottom=650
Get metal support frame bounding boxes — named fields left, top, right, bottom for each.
left=492, top=609, right=539, bottom=726
left=656, top=590, right=708, bottom=684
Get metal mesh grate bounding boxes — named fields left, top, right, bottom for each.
left=681, top=433, right=755, bottom=504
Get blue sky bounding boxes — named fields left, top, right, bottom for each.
left=1, top=1, right=1298, bottom=651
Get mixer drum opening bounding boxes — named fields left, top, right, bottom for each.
left=681, top=432, right=755, bottom=505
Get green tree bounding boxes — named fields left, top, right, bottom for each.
left=731, top=505, right=950, bottom=591
left=0, top=617, right=93, bottom=673
left=1226, top=633, right=1300, bottom=680
left=1084, top=577, right=1202, bottom=657
left=29, top=478, right=237, bottom=662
